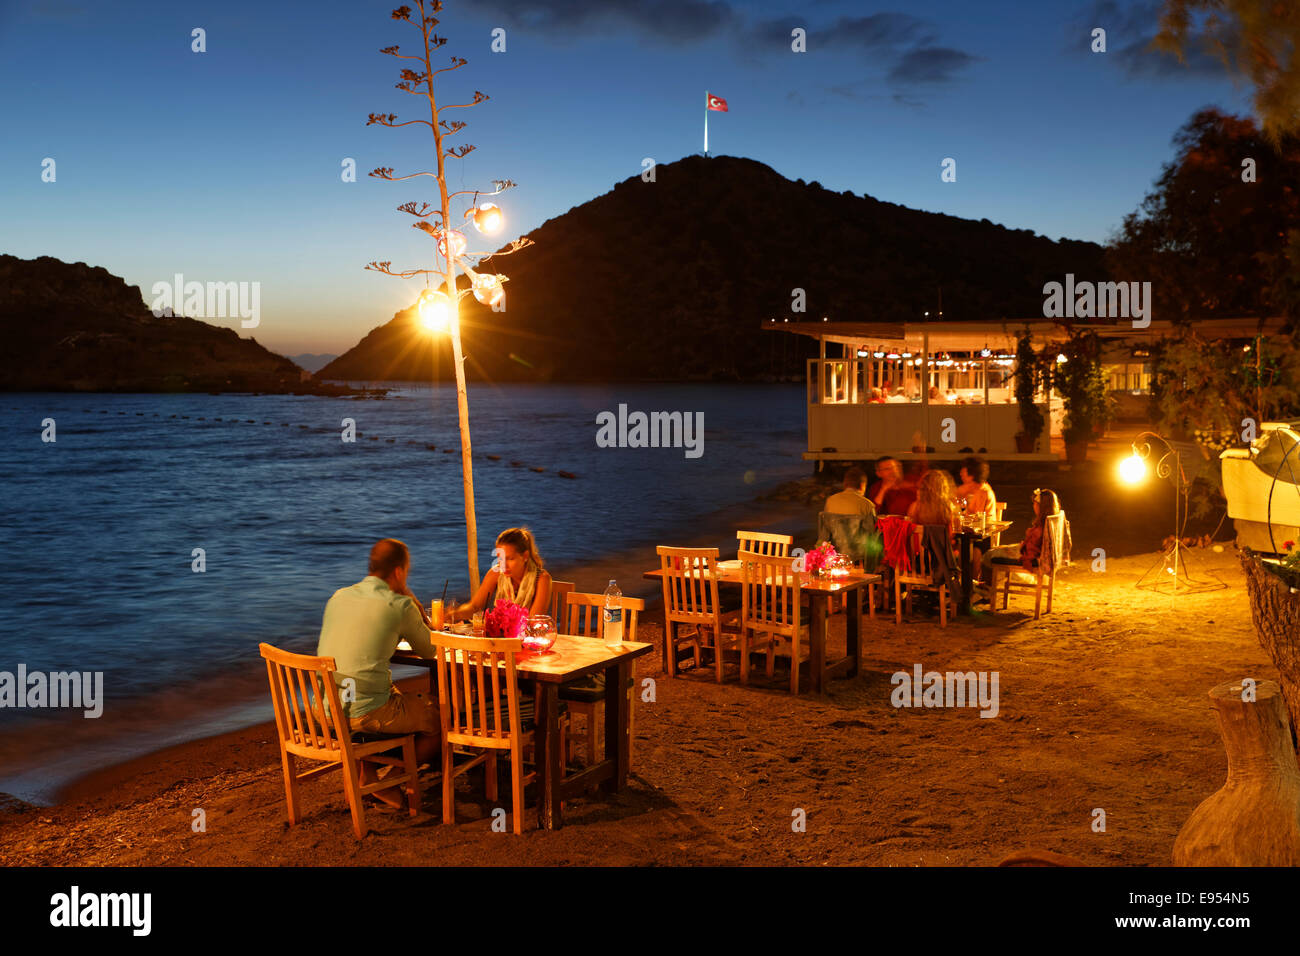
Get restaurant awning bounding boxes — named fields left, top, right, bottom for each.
left=763, top=317, right=1287, bottom=352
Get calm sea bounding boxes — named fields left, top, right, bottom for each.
left=0, top=384, right=807, bottom=803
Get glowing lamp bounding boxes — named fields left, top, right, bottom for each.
left=1119, top=453, right=1147, bottom=485
left=471, top=272, right=505, bottom=307
left=472, top=202, right=503, bottom=235
left=418, top=288, right=451, bottom=332
left=436, top=230, right=468, bottom=260
left=1056, top=353, right=1067, bottom=364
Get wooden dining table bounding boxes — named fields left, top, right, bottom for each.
left=955, top=520, right=1013, bottom=615
left=643, top=560, right=881, bottom=693
left=392, top=634, right=653, bottom=831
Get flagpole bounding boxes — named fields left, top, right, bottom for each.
left=704, top=89, right=709, bottom=155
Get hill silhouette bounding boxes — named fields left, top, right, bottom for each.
left=0, top=255, right=346, bottom=393
left=321, top=154, right=1108, bottom=383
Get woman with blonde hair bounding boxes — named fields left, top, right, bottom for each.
left=452, top=526, right=553, bottom=620
left=907, top=469, right=960, bottom=536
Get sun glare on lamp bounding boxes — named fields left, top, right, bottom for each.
left=471, top=273, right=505, bottom=307
left=472, top=202, right=503, bottom=235
left=1119, top=453, right=1147, bottom=485
left=418, top=289, right=451, bottom=332
left=436, top=230, right=468, bottom=259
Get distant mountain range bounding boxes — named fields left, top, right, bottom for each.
left=288, top=353, right=338, bottom=373
left=0, top=256, right=355, bottom=394
left=320, top=154, right=1108, bottom=383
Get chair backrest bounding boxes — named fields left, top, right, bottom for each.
left=563, top=592, right=644, bottom=642
left=259, top=642, right=351, bottom=761
left=897, top=523, right=954, bottom=586
left=549, top=579, right=575, bottom=623
left=431, top=632, right=523, bottom=747
left=656, top=546, right=724, bottom=628
left=1041, top=512, right=1066, bottom=574
left=736, top=530, right=793, bottom=558
left=816, top=512, right=882, bottom=570
left=995, top=501, right=1007, bottom=520
left=737, top=549, right=802, bottom=635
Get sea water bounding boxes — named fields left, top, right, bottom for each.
left=0, top=383, right=806, bottom=802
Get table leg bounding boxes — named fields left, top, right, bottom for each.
left=535, top=682, right=563, bottom=830
left=602, top=661, right=631, bottom=793
left=847, top=588, right=862, bottom=678
left=809, top=593, right=827, bottom=694
left=959, top=534, right=974, bottom=616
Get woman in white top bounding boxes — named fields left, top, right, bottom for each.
left=452, top=527, right=553, bottom=621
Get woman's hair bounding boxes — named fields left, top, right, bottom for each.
left=913, top=470, right=957, bottom=527
left=496, top=527, right=544, bottom=570
left=1031, top=488, right=1060, bottom=528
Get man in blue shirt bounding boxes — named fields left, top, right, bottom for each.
left=317, top=538, right=440, bottom=762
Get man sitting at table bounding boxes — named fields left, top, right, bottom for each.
left=955, top=455, right=998, bottom=521
left=868, top=457, right=919, bottom=516
left=825, top=466, right=876, bottom=518
left=317, top=538, right=441, bottom=764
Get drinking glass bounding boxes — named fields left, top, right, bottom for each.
left=471, top=610, right=485, bottom=635
left=429, top=599, right=444, bottom=631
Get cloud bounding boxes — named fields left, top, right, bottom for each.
left=473, top=0, right=981, bottom=103
left=473, top=0, right=739, bottom=42
left=888, top=46, right=982, bottom=84
left=1070, top=0, right=1228, bottom=78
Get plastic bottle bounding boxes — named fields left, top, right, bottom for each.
left=603, top=579, right=623, bottom=647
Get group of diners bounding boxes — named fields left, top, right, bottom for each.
left=824, top=455, right=1063, bottom=594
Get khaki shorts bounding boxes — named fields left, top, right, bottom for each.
left=350, top=686, right=438, bottom=735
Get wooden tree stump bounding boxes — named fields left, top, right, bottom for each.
left=1172, top=680, right=1300, bottom=866
left=1240, top=548, right=1300, bottom=730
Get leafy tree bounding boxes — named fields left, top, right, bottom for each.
left=1053, top=330, right=1114, bottom=446
left=1108, top=108, right=1300, bottom=323
left=1156, top=1, right=1300, bottom=145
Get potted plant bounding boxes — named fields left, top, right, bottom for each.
left=1054, top=330, right=1114, bottom=463
left=1013, top=330, right=1045, bottom=453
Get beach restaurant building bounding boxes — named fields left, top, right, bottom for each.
left=768, top=317, right=1278, bottom=465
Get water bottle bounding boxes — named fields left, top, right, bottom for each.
left=603, top=579, right=623, bottom=647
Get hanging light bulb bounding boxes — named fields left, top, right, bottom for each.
left=436, top=230, right=468, bottom=260
left=471, top=272, right=505, bottom=307
left=418, top=288, right=451, bottom=332
left=472, top=202, right=504, bottom=235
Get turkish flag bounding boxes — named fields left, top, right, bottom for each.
left=707, top=94, right=728, bottom=112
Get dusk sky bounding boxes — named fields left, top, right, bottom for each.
left=0, top=0, right=1249, bottom=355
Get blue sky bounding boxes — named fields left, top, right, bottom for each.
left=0, top=0, right=1250, bottom=354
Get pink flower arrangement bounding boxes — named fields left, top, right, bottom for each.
left=485, top=600, right=528, bottom=639
left=803, top=542, right=839, bottom=576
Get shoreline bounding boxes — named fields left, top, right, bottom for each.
left=0, top=544, right=1278, bottom=866
left=0, top=487, right=820, bottom=809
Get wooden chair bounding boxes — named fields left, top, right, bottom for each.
left=548, top=579, right=574, bottom=623
left=259, top=642, right=419, bottom=840
left=736, top=530, right=793, bottom=558
left=991, top=512, right=1065, bottom=620
left=432, top=632, right=535, bottom=834
left=893, top=524, right=958, bottom=627
left=558, top=592, right=644, bottom=769
left=737, top=550, right=806, bottom=694
left=990, top=501, right=1008, bottom=547
left=656, top=546, right=742, bottom=682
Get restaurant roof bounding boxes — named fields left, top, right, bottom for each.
left=763, top=317, right=1286, bottom=351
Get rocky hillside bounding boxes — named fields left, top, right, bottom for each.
left=0, top=255, right=323, bottom=393
left=321, top=154, right=1108, bottom=383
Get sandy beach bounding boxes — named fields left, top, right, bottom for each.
left=0, top=437, right=1279, bottom=865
